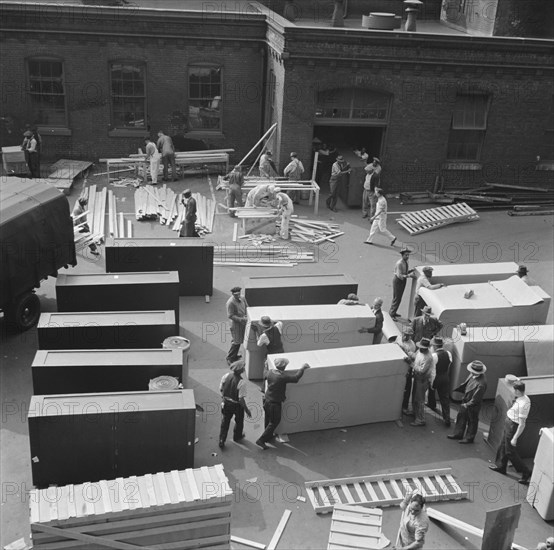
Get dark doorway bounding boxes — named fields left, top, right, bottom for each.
left=312, top=125, right=385, bottom=206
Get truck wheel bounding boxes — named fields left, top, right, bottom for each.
left=11, top=292, right=41, bottom=331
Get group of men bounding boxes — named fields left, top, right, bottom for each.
left=143, top=130, right=178, bottom=185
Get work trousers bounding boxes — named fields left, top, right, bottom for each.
left=366, top=216, right=395, bottom=243
left=226, top=325, right=244, bottom=364
left=161, top=153, right=177, bottom=180
left=227, top=184, right=243, bottom=216
left=327, top=179, right=340, bottom=210
left=362, top=189, right=376, bottom=217
left=453, top=403, right=481, bottom=441
left=402, top=368, right=414, bottom=411
left=27, top=151, right=40, bottom=178
left=389, top=276, right=406, bottom=317
left=412, top=377, right=429, bottom=424
left=427, top=377, right=451, bottom=424
left=219, top=401, right=245, bottom=443
left=280, top=204, right=294, bottom=240
left=260, top=400, right=282, bottom=443
left=181, top=218, right=198, bottom=237
left=146, top=157, right=160, bottom=184
left=495, top=418, right=531, bottom=477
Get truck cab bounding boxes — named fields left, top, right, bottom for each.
left=1, top=178, right=77, bottom=330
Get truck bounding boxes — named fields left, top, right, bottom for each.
left=1, top=178, right=77, bottom=330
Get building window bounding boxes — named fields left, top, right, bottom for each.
left=188, top=65, right=222, bottom=131
left=447, top=94, right=489, bottom=161
left=28, top=59, right=67, bottom=126
left=110, top=63, right=146, bottom=129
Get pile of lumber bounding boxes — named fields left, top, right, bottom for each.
left=214, top=239, right=315, bottom=267
left=171, top=193, right=215, bottom=236
left=73, top=185, right=106, bottom=252
left=135, top=185, right=178, bottom=223
left=288, top=219, right=344, bottom=244
left=107, top=189, right=133, bottom=238
left=396, top=202, right=479, bottom=235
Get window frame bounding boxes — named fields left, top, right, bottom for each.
left=109, top=61, right=148, bottom=132
left=27, top=57, right=68, bottom=129
left=187, top=63, right=223, bottom=134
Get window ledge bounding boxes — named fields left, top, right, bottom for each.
left=536, top=161, right=554, bottom=171
left=37, top=127, right=72, bottom=137
left=186, top=131, right=225, bottom=140
left=442, top=162, right=482, bottom=171
left=108, top=128, right=148, bottom=138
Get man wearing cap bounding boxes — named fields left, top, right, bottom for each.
left=219, top=360, right=252, bottom=448
left=413, top=267, right=444, bottom=317
left=517, top=265, right=534, bottom=286
left=362, top=157, right=381, bottom=218
left=179, top=190, right=198, bottom=237
left=143, top=136, right=161, bottom=185
left=275, top=191, right=294, bottom=240
left=397, top=326, right=417, bottom=415
left=364, top=188, right=397, bottom=246
left=447, top=361, right=487, bottom=444
left=390, top=248, right=416, bottom=319
left=259, top=150, right=277, bottom=178
left=283, top=151, right=305, bottom=204
left=226, top=165, right=245, bottom=216
left=226, top=287, right=249, bottom=365
left=256, top=316, right=284, bottom=356
left=411, top=306, right=443, bottom=344
left=410, top=338, right=434, bottom=427
left=428, top=337, right=452, bottom=426
left=256, top=358, right=310, bottom=449
left=338, top=293, right=363, bottom=305
left=489, top=380, right=532, bottom=484
left=245, top=183, right=279, bottom=208
left=327, top=155, right=351, bottom=212
left=358, top=297, right=384, bottom=344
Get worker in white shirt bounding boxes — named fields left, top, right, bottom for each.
left=489, top=380, right=532, bottom=485
left=364, top=188, right=397, bottom=246
left=259, top=150, right=278, bottom=178
left=245, top=184, right=280, bottom=208
left=275, top=191, right=294, bottom=240
left=413, top=266, right=444, bottom=317
left=143, top=136, right=161, bottom=184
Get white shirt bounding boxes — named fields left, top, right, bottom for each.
left=257, top=321, right=283, bottom=347
left=507, top=394, right=531, bottom=424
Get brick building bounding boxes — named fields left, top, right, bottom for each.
left=1, top=0, right=553, bottom=192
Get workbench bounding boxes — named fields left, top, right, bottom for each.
left=244, top=304, right=376, bottom=379
left=218, top=175, right=321, bottom=215
left=267, top=344, right=407, bottom=434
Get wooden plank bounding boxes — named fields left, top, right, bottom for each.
left=230, top=535, right=266, bottom=549
left=352, top=483, right=366, bottom=503
left=144, top=473, right=157, bottom=507
left=30, top=491, right=40, bottom=524
left=156, top=471, right=171, bottom=505
left=317, top=486, right=333, bottom=508
left=186, top=468, right=201, bottom=501
left=267, top=509, right=292, bottom=550
left=377, top=480, right=391, bottom=501
left=170, top=470, right=186, bottom=503
left=389, top=479, right=403, bottom=499
left=363, top=482, right=380, bottom=503
left=340, top=485, right=355, bottom=504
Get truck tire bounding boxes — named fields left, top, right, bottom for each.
left=10, top=292, right=41, bottom=331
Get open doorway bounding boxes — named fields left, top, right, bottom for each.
left=312, top=125, right=385, bottom=206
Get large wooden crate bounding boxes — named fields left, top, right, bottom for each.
left=243, top=274, right=358, bottom=307
left=56, top=271, right=180, bottom=325
left=29, top=390, right=196, bottom=489
left=29, top=464, right=232, bottom=549
left=31, top=348, right=185, bottom=395
left=37, top=310, right=177, bottom=350
left=105, top=238, right=214, bottom=296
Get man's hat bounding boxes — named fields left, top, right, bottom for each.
left=467, top=360, right=487, bottom=374
left=432, top=336, right=444, bottom=347
left=417, top=338, right=431, bottom=350
left=373, top=157, right=381, bottom=163
left=260, top=316, right=273, bottom=327
left=183, top=189, right=192, bottom=197
left=422, top=306, right=432, bottom=315
left=265, top=150, right=272, bottom=155
left=230, top=286, right=241, bottom=293
left=400, top=248, right=411, bottom=255
left=230, top=359, right=245, bottom=374
left=347, top=293, right=359, bottom=301
left=274, top=357, right=289, bottom=370
left=517, top=265, right=528, bottom=275
left=24, top=130, right=33, bottom=137
left=403, top=326, right=414, bottom=335
left=422, top=266, right=434, bottom=273
left=336, top=155, right=344, bottom=161
left=290, top=152, right=297, bottom=157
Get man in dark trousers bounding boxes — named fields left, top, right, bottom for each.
left=428, top=337, right=452, bottom=426
left=219, top=360, right=251, bottom=449
left=359, top=297, right=384, bottom=344
left=256, top=358, right=310, bottom=449
left=226, top=286, right=248, bottom=365
left=327, top=155, right=351, bottom=212
left=179, top=189, right=198, bottom=237
left=226, top=165, right=245, bottom=216
left=489, top=380, right=532, bottom=484
left=390, top=248, right=415, bottom=319
left=411, top=306, right=443, bottom=343
left=447, top=360, right=487, bottom=444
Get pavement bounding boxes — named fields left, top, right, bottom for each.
left=1, top=169, right=553, bottom=549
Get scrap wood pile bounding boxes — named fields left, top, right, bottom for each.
left=396, top=202, right=479, bottom=235
left=288, top=219, right=344, bottom=244
left=134, top=186, right=215, bottom=235
left=73, top=185, right=106, bottom=251
left=400, top=182, right=554, bottom=213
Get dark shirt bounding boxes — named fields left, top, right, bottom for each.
left=454, top=374, right=487, bottom=408
left=434, top=349, right=451, bottom=380
left=263, top=325, right=284, bottom=354
left=228, top=171, right=244, bottom=187
left=367, top=308, right=384, bottom=342
left=264, top=368, right=306, bottom=403
left=221, top=373, right=241, bottom=402
left=185, top=197, right=197, bottom=221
